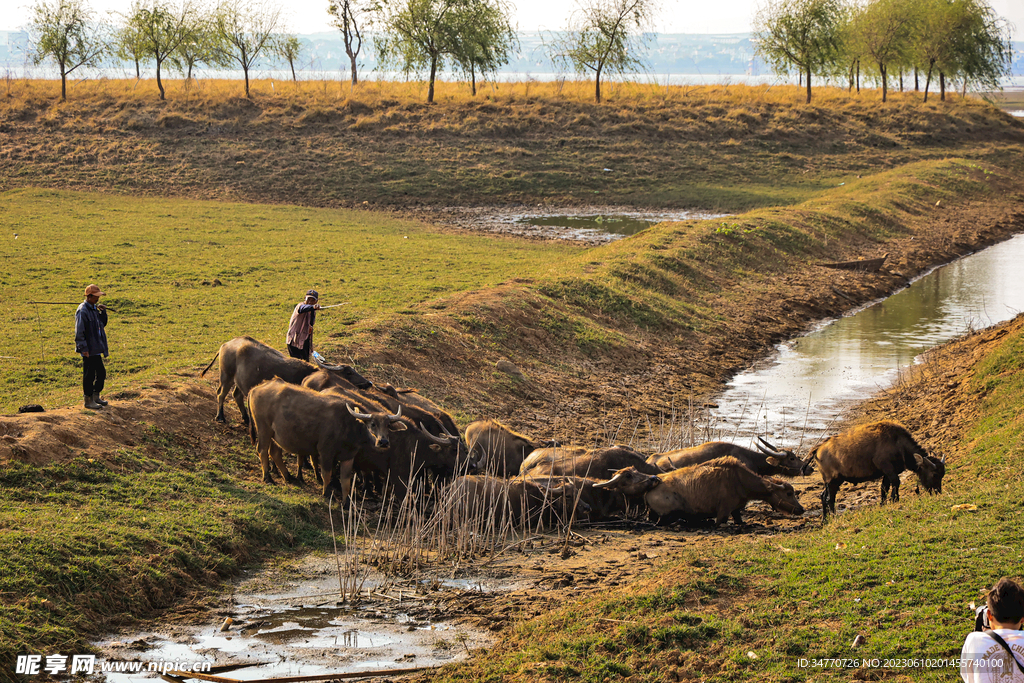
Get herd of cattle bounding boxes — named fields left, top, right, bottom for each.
left=201, top=336, right=947, bottom=526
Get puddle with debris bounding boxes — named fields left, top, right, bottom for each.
left=431, top=206, right=728, bottom=244
left=95, top=554, right=513, bottom=681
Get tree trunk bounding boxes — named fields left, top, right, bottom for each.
left=471, top=65, right=476, bottom=96
left=595, top=65, right=602, bottom=103
left=157, top=60, right=165, bottom=100
left=899, top=70, right=903, bottom=92
left=60, top=64, right=67, bottom=102
left=914, top=67, right=919, bottom=92
left=427, top=55, right=437, bottom=103
left=940, top=71, right=945, bottom=101
left=880, top=62, right=887, bottom=102
left=349, top=55, right=358, bottom=85
left=244, top=65, right=251, bottom=98
left=924, top=60, right=933, bottom=102
left=962, top=79, right=967, bottom=98
left=806, top=65, right=812, bottom=103
left=134, top=58, right=140, bottom=80
left=856, top=60, right=860, bottom=93
left=290, top=58, right=297, bottom=82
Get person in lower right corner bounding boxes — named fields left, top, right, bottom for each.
left=961, top=577, right=1024, bottom=682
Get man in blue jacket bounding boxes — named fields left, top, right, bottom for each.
left=75, top=284, right=109, bottom=409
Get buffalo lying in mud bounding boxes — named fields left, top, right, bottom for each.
left=465, top=419, right=559, bottom=477
left=520, top=445, right=661, bottom=478
left=201, top=336, right=370, bottom=424
left=523, top=475, right=636, bottom=522
left=810, top=420, right=945, bottom=520
left=593, top=456, right=805, bottom=526
left=649, top=437, right=812, bottom=477
left=247, top=379, right=404, bottom=501
left=451, top=475, right=589, bottom=526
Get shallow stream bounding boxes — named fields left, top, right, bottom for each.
left=709, top=233, right=1024, bottom=448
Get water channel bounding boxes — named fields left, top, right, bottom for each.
left=97, top=233, right=1024, bottom=680
left=709, top=233, right=1024, bottom=449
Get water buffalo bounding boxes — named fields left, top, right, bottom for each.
left=451, top=475, right=590, bottom=527
left=593, top=457, right=805, bottom=526
left=523, top=475, right=637, bottom=522
left=247, top=379, right=404, bottom=501
left=520, top=444, right=661, bottom=478
left=319, top=386, right=471, bottom=496
left=201, top=336, right=370, bottom=424
left=303, top=370, right=466, bottom=461
left=811, top=421, right=945, bottom=520
left=649, top=437, right=812, bottom=477
left=465, top=419, right=559, bottom=477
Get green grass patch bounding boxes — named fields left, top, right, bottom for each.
left=0, top=188, right=577, bottom=412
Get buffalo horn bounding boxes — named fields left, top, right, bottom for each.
left=387, top=405, right=403, bottom=422
left=419, top=421, right=451, bottom=444
left=313, top=354, right=346, bottom=372
left=756, top=438, right=783, bottom=456
left=347, top=403, right=372, bottom=420
left=592, top=470, right=627, bottom=489
left=940, top=453, right=946, bottom=463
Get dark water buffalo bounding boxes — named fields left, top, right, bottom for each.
left=523, top=475, right=637, bottom=522
left=811, top=421, right=945, bottom=520
left=649, top=437, right=812, bottom=477
left=593, top=456, right=804, bottom=526
left=320, top=386, right=464, bottom=494
left=201, top=336, right=370, bottom=424
left=520, top=444, right=661, bottom=478
left=247, top=379, right=403, bottom=501
left=466, top=419, right=559, bottom=477
left=303, top=370, right=467, bottom=461
left=451, top=475, right=589, bottom=526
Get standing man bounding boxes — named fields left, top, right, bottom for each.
left=75, top=284, right=109, bottom=409
left=286, top=289, right=321, bottom=362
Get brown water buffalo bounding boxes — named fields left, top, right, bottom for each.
left=811, top=421, right=945, bottom=520
left=201, top=336, right=370, bottom=424
left=247, top=379, right=404, bottom=501
left=466, top=419, right=559, bottom=477
left=520, top=444, right=661, bottom=478
left=523, top=475, right=637, bottom=522
left=649, top=437, right=811, bottom=477
left=319, top=386, right=464, bottom=494
left=451, top=475, right=590, bottom=526
left=593, top=457, right=804, bottom=526
left=303, top=371, right=466, bottom=461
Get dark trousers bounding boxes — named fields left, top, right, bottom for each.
left=82, top=355, right=106, bottom=396
left=287, top=338, right=311, bottom=362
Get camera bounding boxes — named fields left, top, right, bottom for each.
left=975, top=605, right=991, bottom=632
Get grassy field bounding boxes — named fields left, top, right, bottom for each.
left=0, top=188, right=576, bottom=411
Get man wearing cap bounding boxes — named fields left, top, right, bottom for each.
left=286, top=289, right=321, bottom=362
left=75, top=284, right=109, bottom=409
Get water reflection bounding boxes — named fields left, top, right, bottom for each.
left=712, top=234, right=1024, bottom=447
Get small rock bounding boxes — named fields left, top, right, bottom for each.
left=495, top=359, right=525, bottom=378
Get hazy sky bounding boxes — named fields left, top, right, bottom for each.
left=4, top=0, right=1022, bottom=39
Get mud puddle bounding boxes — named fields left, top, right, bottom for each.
left=95, top=554, right=511, bottom=681
left=427, top=206, right=727, bottom=244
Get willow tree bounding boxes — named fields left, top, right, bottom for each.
left=130, top=0, right=201, bottom=99
left=28, top=0, right=107, bottom=101
left=113, top=0, right=148, bottom=79
left=548, top=0, right=658, bottom=103
left=852, top=0, right=917, bottom=102
left=753, top=0, right=846, bottom=103
left=454, top=0, right=517, bottom=95
left=274, top=34, right=303, bottom=82
left=941, top=0, right=1012, bottom=98
left=212, top=0, right=282, bottom=97
left=327, top=0, right=365, bottom=85
left=373, top=0, right=515, bottom=103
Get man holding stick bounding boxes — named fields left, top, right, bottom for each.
left=75, top=284, right=109, bottom=409
left=286, top=289, right=321, bottom=362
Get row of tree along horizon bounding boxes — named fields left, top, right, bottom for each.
left=26, top=0, right=1017, bottom=104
